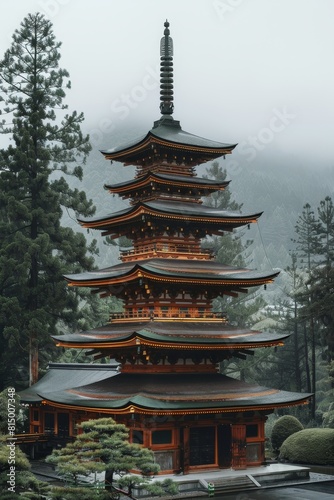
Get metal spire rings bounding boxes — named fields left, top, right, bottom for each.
left=160, top=20, right=174, bottom=116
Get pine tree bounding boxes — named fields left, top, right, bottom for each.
left=0, top=13, right=97, bottom=389
left=262, top=256, right=312, bottom=403
left=293, top=202, right=322, bottom=418
left=311, top=197, right=334, bottom=360
left=204, top=161, right=242, bottom=212
left=0, top=436, right=49, bottom=499
left=291, top=197, right=334, bottom=419
left=284, top=253, right=303, bottom=392
left=203, top=161, right=264, bottom=327
left=293, top=203, right=320, bottom=269
left=203, top=162, right=245, bottom=268
left=46, top=418, right=178, bottom=499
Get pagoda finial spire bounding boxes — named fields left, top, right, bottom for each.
left=159, top=20, right=174, bottom=116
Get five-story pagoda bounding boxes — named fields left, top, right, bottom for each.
left=22, top=21, right=310, bottom=473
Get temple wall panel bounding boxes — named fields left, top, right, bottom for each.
left=31, top=405, right=266, bottom=473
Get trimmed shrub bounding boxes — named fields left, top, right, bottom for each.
left=279, top=428, right=334, bottom=465
left=271, top=415, right=303, bottom=453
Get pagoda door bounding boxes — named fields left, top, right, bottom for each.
left=189, top=426, right=215, bottom=466
left=218, top=424, right=232, bottom=468
left=231, top=424, right=247, bottom=469
left=57, top=413, right=69, bottom=439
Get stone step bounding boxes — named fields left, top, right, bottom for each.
left=200, top=474, right=260, bottom=494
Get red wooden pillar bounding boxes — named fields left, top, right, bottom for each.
left=182, top=426, right=190, bottom=474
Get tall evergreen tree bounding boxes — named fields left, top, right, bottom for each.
left=311, top=197, right=334, bottom=360
left=204, top=161, right=242, bottom=212
left=203, top=161, right=264, bottom=327
left=293, top=203, right=322, bottom=418
left=293, top=203, right=320, bottom=269
left=0, top=13, right=96, bottom=389
left=203, top=162, right=245, bottom=267
left=317, top=197, right=334, bottom=268
left=288, top=197, right=334, bottom=419
left=285, top=253, right=303, bottom=392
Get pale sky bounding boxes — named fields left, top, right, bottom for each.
left=1, top=0, right=334, bottom=169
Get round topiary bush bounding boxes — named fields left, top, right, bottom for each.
left=271, top=415, right=303, bottom=453
left=279, top=428, right=334, bottom=465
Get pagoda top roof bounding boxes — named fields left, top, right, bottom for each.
left=100, top=118, right=237, bottom=164
left=22, top=366, right=311, bottom=414
left=52, top=321, right=289, bottom=350
left=101, top=21, right=236, bottom=166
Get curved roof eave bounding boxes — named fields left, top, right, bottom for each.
left=104, top=172, right=231, bottom=191
left=63, top=259, right=279, bottom=286
left=77, top=200, right=262, bottom=227
left=52, top=322, right=288, bottom=342
left=38, top=394, right=311, bottom=414
left=100, top=123, right=237, bottom=159
left=37, top=388, right=311, bottom=413
left=52, top=328, right=290, bottom=349
left=25, top=367, right=312, bottom=412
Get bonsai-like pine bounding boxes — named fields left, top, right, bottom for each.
left=46, top=417, right=178, bottom=499
left=279, top=428, right=334, bottom=465
left=271, top=415, right=303, bottom=454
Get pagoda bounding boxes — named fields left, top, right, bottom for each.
left=22, top=21, right=310, bottom=473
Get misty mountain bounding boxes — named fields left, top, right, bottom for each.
left=227, top=149, right=334, bottom=270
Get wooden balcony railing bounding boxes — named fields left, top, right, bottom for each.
left=120, top=243, right=213, bottom=261
left=109, top=310, right=228, bottom=323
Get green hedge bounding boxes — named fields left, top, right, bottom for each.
left=271, top=415, right=303, bottom=453
left=279, top=428, right=334, bottom=465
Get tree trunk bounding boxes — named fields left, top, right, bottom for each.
left=303, top=322, right=311, bottom=393
left=293, top=299, right=302, bottom=391
left=310, top=315, right=316, bottom=420
left=29, top=336, right=39, bottom=386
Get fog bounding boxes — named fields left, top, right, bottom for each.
left=1, top=0, right=334, bottom=171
